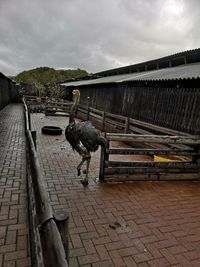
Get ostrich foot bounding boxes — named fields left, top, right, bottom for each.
left=83, top=169, right=87, bottom=174
left=80, top=179, right=88, bottom=186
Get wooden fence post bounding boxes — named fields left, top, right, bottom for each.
left=124, top=117, right=130, bottom=134
left=99, top=134, right=109, bottom=182
left=102, top=111, right=105, bottom=131
left=87, top=96, right=90, bottom=120
left=28, top=108, right=31, bottom=130
left=31, top=131, right=37, bottom=150
left=193, top=144, right=200, bottom=180
left=54, top=211, right=70, bottom=264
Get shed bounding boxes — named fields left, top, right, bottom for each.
left=61, top=49, right=200, bottom=135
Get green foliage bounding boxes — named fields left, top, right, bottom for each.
left=14, top=67, right=89, bottom=96
left=14, top=67, right=88, bottom=86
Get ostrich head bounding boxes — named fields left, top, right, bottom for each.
left=72, top=89, right=80, bottom=105
left=69, top=89, right=80, bottom=123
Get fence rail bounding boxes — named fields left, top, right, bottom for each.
left=23, top=98, right=69, bottom=267
left=76, top=103, right=194, bottom=137
left=24, top=96, right=196, bottom=136
left=24, top=96, right=71, bottom=115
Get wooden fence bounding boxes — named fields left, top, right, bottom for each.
left=78, top=85, right=200, bottom=135
left=24, top=96, right=200, bottom=181
left=99, top=133, right=200, bottom=182
left=23, top=95, right=197, bottom=137
left=23, top=98, right=69, bottom=267
left=76, top=103, right=193, bottom=137
left=24, top=96, right=71, bottom=115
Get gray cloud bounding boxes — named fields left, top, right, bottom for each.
left=0, top=0, right=199, bottom=75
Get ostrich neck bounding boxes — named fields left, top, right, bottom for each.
left=69, top=94, right=79, bottom=123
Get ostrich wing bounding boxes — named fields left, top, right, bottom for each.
left=65, top=122, right=80, bottom=150
left=77, top=121, right=100, bottom=152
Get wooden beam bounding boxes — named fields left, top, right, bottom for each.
left=105, top=166, right=198, bottom=174
left=108, top=147, right=195, bottom=156
left=106, top=133, right=200, bottom=145
left=106, top=161, right=196, bottom=168
left=104, top=173, right=199, bottom=181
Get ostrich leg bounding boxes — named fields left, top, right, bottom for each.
left=75, top=145, right=87, bottom=176
left=76, top=146, right=91, bottom=186
left=77, top=156, right=87, bottom=176
left=81, top=153, right=91, bottom=186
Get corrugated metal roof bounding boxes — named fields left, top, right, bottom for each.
left=61, top=62, right=200, bottom=87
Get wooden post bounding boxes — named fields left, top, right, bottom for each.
left=99, top=134, right=109, bottom=182
left=102, top=111, right=105, bottom=131
left=198, top=146, right=200, bottom=180
left=31, top=131, right=37, bottom=150
left=87, top=96, right=90, bottom=120
left=54, top=211, right=70, bottom=264
left=28, top=108, right=31, bottom=130
left=193, top=144, right=200, bottom=180
left=124, top=117, right=130, bottom=134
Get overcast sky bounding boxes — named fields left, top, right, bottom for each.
left=0, top=0, right=199, bottom=76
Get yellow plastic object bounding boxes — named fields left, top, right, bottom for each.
left=154, top=155, right=185, bottom=162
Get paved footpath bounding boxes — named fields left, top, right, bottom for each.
left=0, top=104, right=30, bottom=267
left=32, top=113, right=200, bottom=267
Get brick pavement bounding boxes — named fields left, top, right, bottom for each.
left=0, top=104, right=30, bottom=267
left=31, top=113, right=200, bottom=267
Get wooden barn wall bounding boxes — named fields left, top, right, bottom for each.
left=0, top=77, right=10, bottom=110
left=79, top=84, right=200, bottom=135
left=0, top=76, right=19, bottom=110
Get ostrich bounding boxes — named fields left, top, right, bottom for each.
left=65, top=89, right=108, bottom=185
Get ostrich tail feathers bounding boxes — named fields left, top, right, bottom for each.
left=98, top=135, right=108, bottom=148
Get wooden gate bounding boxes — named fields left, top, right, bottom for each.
left=99, top=133, right=200, bottom=182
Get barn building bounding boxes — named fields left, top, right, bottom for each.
left=61, top=49, right=200, bottom=135
left=0, top=72, right=19, bottom=110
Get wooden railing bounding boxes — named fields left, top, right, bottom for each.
left=23, top=96, right=200, bottom=181
left=23, top=98, right=69, bottom=267
left=99, top=133, right=200, bottom=182
left=77, top=104, right=193, bottom=137
left=23, top=96, right=197, bottom=137
left=24, top=96, right=71, bottom=115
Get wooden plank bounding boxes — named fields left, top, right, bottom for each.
left=27, top=130, right=53, bottom=225
left=106, top=133, right=200, bottom=145
left=129, top=124, right=153, bottom=135
left=129, top=117, right=193, bottom=137
left=106, top=161, right=196, bottom=168
left=105, top=111, right=126, bottom=121
left=40, top=219, right=68, bottom=267
left=89, top=112, right=103, bottom=121
left=90, top=107, right=103, bottom=115
left=104, top=166, right=198, bottom=174
left=105, top=118, right=125, bottom=129
left=108, top=147, right=195, bottom=156
left=104, top=173, right=199, bottom=182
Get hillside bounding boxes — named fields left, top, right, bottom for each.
left=14, top=67, right=89, bottom=85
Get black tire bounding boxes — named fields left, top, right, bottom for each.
left=41, top=126, right=62, bottom=135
